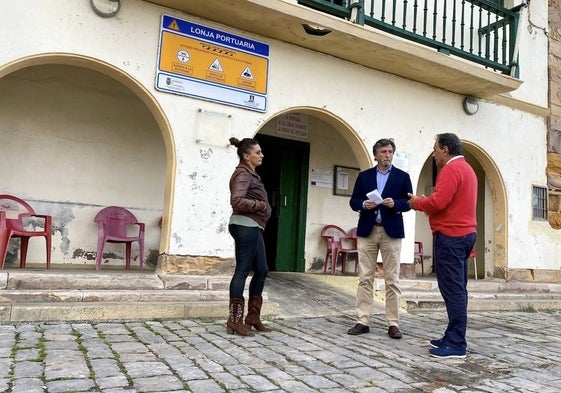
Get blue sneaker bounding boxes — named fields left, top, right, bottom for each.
left=429, top=346, right=466, bottom=359
left=429, top=338, right=446, bottom=348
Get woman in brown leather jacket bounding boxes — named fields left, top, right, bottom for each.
left=227, top=137, right=272, bottom=336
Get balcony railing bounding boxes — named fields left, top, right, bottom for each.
left=298, top=0, right=523, bottom=76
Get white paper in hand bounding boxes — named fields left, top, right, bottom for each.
left=366, top=189, right=383, bottom=204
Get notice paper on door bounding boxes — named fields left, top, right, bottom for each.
left=366, top=189, right=383, bottom=204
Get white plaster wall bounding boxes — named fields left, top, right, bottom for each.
left=1, top=0, right=557, bottom=271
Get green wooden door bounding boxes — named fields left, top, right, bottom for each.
left=257, top=134, right=309, bottom=272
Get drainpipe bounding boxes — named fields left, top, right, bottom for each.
left=349, top=0, right=364, bottom=25
left=510, top=2, right=528, bottom=77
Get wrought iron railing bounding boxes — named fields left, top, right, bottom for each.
left=298, top=0, right=523, bottom=76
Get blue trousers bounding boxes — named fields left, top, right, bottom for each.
left=434, top=231, right=476, bottom=349
left=228, top=224, right=269, bottom=299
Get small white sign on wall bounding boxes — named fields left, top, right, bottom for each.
left=310, top=168, right=333, bottom=188
left=195, top=109, right=232, bottom=146
left=275, top=113, right=309, bottom=140
left=393, top=151, right=410, bottom=172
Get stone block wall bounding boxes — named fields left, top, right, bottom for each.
left=548, top=2, right=561, bottom=230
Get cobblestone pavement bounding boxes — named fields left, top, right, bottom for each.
left=0, top=309, right=561, bottom=392
left=1, top=271, right=561, bottom=393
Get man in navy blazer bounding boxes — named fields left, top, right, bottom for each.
left=347, top=138, right=413, bottom=339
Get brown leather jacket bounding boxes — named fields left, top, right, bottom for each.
left=229, top=162, right=272, bottom=228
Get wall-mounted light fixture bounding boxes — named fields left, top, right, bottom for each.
left=302, top=23, right=332, bottom=36
left=90, top=0, right=121, bottom=18
left=463, top=96, right=479, bottom=115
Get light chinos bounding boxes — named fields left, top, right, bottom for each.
left=356, top=226, right=402, bottom=328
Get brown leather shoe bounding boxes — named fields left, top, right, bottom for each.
left=347, top=323, right=370, bottom=335
left=388, top=325, right=402, bottom=339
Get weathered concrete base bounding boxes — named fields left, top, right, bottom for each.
left=0, top=270, right=279, bottom=322
left=2, top=269, right=561, bottom=321
left=506, top=268, right=561, bottom=283
left=1, top=301, right=280, bottom=322
left=156, top=254, right=235, bottom=275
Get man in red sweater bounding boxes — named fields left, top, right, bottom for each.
left=408, top=133, right=477, bottom=359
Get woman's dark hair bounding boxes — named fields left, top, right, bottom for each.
left=436, top=133, right=462, bottom=155
left=373, top=138, right=396, bottom=155
left=229, top=137, right=259, bottom=160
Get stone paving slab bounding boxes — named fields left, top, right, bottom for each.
left=0, top=301, right=280, bottom=322
left=0, top=310, right=560, bottom=392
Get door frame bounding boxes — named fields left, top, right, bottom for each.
left=257, top=134, right=309, bottom=272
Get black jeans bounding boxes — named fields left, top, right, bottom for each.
left=228, top=224, right=268, bottom=299
left=433, top=231, right=476, bottom=350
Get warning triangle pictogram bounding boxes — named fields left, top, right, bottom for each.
left=167, top=20, right=180, bottom=31
left=209, top=58, right=224, bottom=72
left=240, top=66, right=254, bottom=79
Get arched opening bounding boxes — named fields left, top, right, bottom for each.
left=0, top=53, right=175, bottom=269
left=413, top=139, right=507, bottom=279
left=253, top=106, right=370, bottom=272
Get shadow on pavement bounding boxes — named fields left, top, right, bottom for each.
left=265, top=271, right=385, bottom=319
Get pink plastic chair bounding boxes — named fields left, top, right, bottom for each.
left=0, top=194, right=52, bottom=269
left=320, top=225, right=347, bottom=274
left=414, top=241, right=424, bottom=276
left=94, top=206, right=145, bottom=270
left=0, top=211, right=12, bottom=269
left=336, top=227, right=359, bottom=274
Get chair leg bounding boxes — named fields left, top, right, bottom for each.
left=45, top=235, right=52, bottom=269
left=340, top=253, right=347, bottom=275
left=0, top=229, right=11, bottom=270
left=19, top=238, right=29, bottom=268
left=324, top=251, right=330, bottom=274
left=125, top=243, right=132, bottom=270
left=95, top=242, right=105, bottom=270
left=138, top=239, right=144, bottom=270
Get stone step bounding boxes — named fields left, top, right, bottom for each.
left=1, top=270, right=227, bottom=290
left=401, top=291, right=561, bottom=313
left=0, top=270, right=280, bottom=322
left=2, top=270, right=560, bottom=321
left=397, top=278, right=561, bottom=312
left=0, top=301, right=280, bottom=322
left=306, top=273, right=561, bottom=313
left=0, top=289, right=231, bottom=303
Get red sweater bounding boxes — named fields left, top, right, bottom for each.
left=414, top=157, right=477, bottom=236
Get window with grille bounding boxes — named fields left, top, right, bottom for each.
left=532, top=185, right=548, bottom=221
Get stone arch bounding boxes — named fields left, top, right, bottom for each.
left=414, top=139, right=507, bottom=279
left=252, top=106, right=370, bottom=272
left=0, top=53, right=176, bottom=254
left=261, top=106, right=372, bottom=168
left=462, top=140, right=508, bottom=279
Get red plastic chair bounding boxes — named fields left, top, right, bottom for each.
left=94, top=206, right=145, bottom=270
left=0, top=194, right=52, bottom=269
left=320, top=225, right=347, bottom=274
left=414, top=241, right=424, bottom=276
left=0, top=211, right=12, bottom=269
left=335, top=227, right=359, bottom=274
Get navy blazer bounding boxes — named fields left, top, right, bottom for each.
left=349, top=165, right=413, bottom=239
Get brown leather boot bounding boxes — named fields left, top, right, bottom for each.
left=245, top=296, right=272, bottom=332
left=226, top=298, right=254, bottom=336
